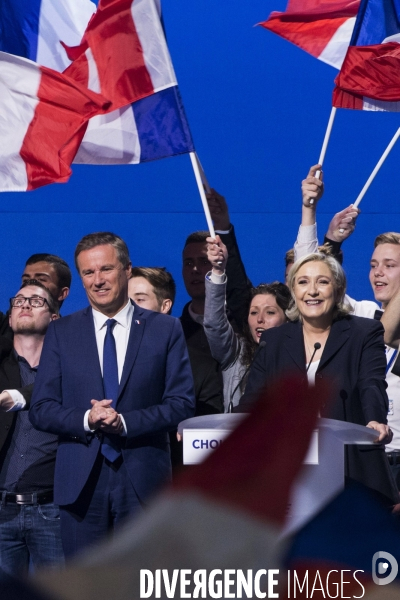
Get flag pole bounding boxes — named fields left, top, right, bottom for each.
left=353, top=127, right=400, bottom=208
left=189, top=152, right=216, bottom=237
left=311, top=107, right=337, bottom=204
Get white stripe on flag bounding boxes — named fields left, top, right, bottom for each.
left=318, top=17, right=356, bottom=69
left=74, top=107, right=142, bottom=165
left=0, top=53, right=41, bottom=191
left=131, top=0, right=177, bottom=92
left=86, top=48, right=101, bottom=93
left=36, top=0, right=95, bottom=71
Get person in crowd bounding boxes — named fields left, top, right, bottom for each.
left=204, top=235, right=291, bottom=410
left=294, top=168, right=400, bottom=489
left=0, top=280, right=63, bottom=578
left=285, top=249, right=294, bottom=285
left=0, top=253, right=72, bottom=339
left=128, top=266, right=223, bottom=468
left=128, top=266, right=174, bottom=315
left=240, top=252, right=398, bottom=505
left=29, top=232, right=195, bottom=558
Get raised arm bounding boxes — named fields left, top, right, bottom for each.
left=206, top=188, right=252, bottom=332
left=203, top=235, right=241, bottom=370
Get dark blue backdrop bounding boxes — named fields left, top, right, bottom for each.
left=1, top=0, right=399, bottom=315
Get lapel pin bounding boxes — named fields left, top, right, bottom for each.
left=135, top=320, right=141, bottom=325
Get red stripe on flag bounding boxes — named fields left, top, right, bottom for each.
left=175, top=376, right=328, bottom=526
left=65, top=0, right=155, bottom=107
left=261, top=15, right=350, bottom=58
left=334, top=43, right=400, bottom=104
left=285, top=1, right=359, bottom=17
left=22, top=67, right=109, bottom=190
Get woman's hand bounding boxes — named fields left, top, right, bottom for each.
left=366, top=421, right=393, bottom=444
left=206, top=235, right=228, bottom=274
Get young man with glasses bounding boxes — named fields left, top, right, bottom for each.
left=0, top=279, right=64, bottom=578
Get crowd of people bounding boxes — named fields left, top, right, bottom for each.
left=1, top=164, right=400, bottom=580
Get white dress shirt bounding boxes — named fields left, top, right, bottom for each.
left=83, top=300, right=134, bottom=433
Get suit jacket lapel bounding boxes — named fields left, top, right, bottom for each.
left=284, top=321, right=306, bottom=373
left=118, top=304, right=146, bottom=398
left=318, top=317, right=351, bottom=371
left=81, top=307, right=104, bottom=400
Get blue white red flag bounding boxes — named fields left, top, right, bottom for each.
left=260, top=1, right=360, bottom=69
left=0, top=0, right=194, bottom=172
left=333, top=0, right=400, bottom=110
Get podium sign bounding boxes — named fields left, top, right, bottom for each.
left=183, top=429, right=231, bottom=464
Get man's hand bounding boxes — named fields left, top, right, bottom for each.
left=326, top=205, right=360, bottom=243
left=0, top=391, right=15, bottom=412
left=302, top=164, right=324, bottom=208
left=88, top=399, right=113, bottom=430
left=206, top=188, right=230, bottom=231
left=366, top=421, right=393, bottom=444
left=206, top=235, right=228, bottom=274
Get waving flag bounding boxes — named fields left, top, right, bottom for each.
left=333, top=0, right=400, bottom=110
left=0, top=52, right=109, bottom=192
left=0, top=0, right=193, bottom=171
left=260, top=1, right=360, bottom=69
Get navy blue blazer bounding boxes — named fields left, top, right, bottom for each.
left=29, top=302, right=195, bottom=505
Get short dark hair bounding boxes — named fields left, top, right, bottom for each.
left=16, top=279, right=59, bottom=315
left=25, top=253, right=72, bottom=290
left=285, top=249, right=294, bottom=268
left=131, top=267, right=176, bottom=306
left=184, top=231, right=209, bottom=248
left=74, top=232, right=131, bottom=270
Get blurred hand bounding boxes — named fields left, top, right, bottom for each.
left=326, top=205, right=360, bottom=243
left=0, top=391, right=14, bottom=412
left=206, top=188, right=230, bottom=231
left=206, top=235, right=228, bottom=274
left=366, top=421, right=393, bottom=444
left=302, top=164, right=324, bottom=208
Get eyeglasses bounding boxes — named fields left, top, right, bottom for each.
left=10, top=296, right=49, bottom=308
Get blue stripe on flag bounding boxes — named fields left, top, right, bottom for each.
left=133, top=86, right=195, bottom=163
left=350, top=0, right=400, bottom=46
left=0, top=0, right=42, bottom=60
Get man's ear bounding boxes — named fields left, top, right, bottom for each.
left=160, top=299, right=172, bottom=315
left=51, top=313, right=59, bottom=321
left=58, top=287, right=69, bottom=301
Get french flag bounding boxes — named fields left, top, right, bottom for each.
left=333, top=0, right=400, bottom=110
left=0, top=0, right=194, bottom=172
left=0, top=52, right=109, bottom=192
left=260, top=1, right=360, bottom=70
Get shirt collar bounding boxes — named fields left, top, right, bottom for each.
left=92, top=300, right=134, bottom=332
left=188, top=303, right=204, bottom=325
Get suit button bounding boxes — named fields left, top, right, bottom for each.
left=5, top=425, right=9, bottom=430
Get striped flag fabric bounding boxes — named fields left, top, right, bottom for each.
left=333, top=0, right=400, bottom=111
left=28, top=377, right=324, bottom=600
left=0, top=52, right=109, bottom=192
left=260, top=1, right=360, bottom=69
left=0, top=0, right=194, bottom=169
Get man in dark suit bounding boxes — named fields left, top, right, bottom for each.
left=29, top=232, right=195, bottom=558
left=0, top=280, right=63, bottom=577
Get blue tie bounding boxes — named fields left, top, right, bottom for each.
left=101, top=319, right=121, bottom=462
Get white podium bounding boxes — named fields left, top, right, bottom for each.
left=178, top=415, right=379, bottom=534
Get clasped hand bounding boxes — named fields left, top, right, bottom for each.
left=88, top=399, right=123, bottom=435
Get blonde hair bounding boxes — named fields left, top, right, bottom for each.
left=286, top=253, right=352, bottom=322
left=374, top=232, right=400, bottom=247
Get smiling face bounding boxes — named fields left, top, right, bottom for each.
left=77, top=244, right=131, bottom=317
left=9, top=285, right=58, bottom=335
left=369, top=243, right=400, bottom=308
left=293, top=261, right=337, bottom=325
left=247, top=293, right=286, bottom=343
left=182, top=242, right=211, bottom=301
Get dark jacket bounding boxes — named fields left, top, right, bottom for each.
left=241, top=316, right=398, bottom=504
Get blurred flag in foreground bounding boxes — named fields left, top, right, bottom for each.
left=333, top=0, right=400, bottom=110
left=20, top=377, right=321, bottom=600
left=285, top=482, right=400, bottom=598
left=260, top=0, right=360, bottom=69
